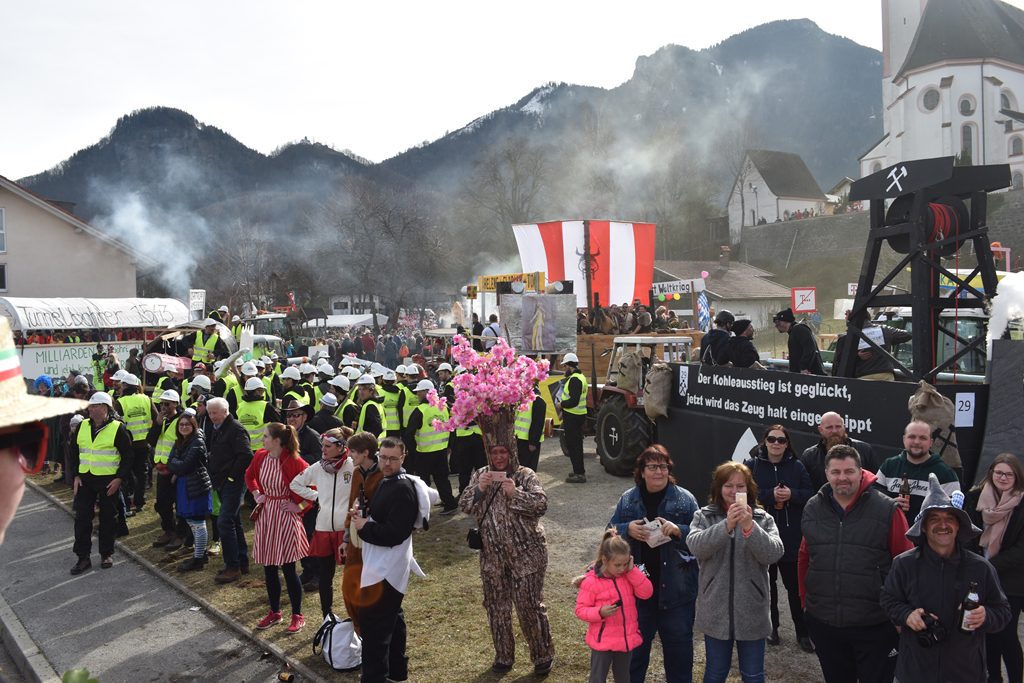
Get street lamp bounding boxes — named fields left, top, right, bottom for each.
left=749, top=183, right=759, bottom=224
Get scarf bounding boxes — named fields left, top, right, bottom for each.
left=321, top=452, right=347, bottom=474
left=977, top=482, right=1023, bottom=558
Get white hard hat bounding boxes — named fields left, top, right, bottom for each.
left=89, top=392, right=113, bottom=407
left=260, top=355, right=272, bottom=364
left=561, top=352, right=580, bottom=365
left=345, top=367, right=362, bottom=380
left=241, top=361, right=258, bottom=377
left=318, top=364, right=335, bottom=376
left=356, top=374, right=376, bottom=386
left=299, top=363, right=317, bottom=375
left=234, top=357, right=245, bottom=367
left=190, top=375, right=212, bottom=392
left=339, top=357, right=353, bottom=367
left=454, top=365, right=466, bottom=375
left=111, top=369, right=128, bottom=382
left=217, top=306, right=229, bottom=314
left=232, top=315, right=241, bottom=322
left=414, top=379, right=434, bottom=393
left=159, top=389, right=181, bottom=404
left=409, top=363, right=421, bottom=374
left=282, top=366, right=302, bottom=381
left=382, top=370, right=397, bottom=381
left=122, top=373, right=140, bottom=387
left=203, top=318, right=218, bottom=327
left=213, top=360, right=225, bottom=372
left=244, top=377, right=265, bottom=392
left=328, top=375, right=350, bottom=392
left=254, top=359, right=266, bottom=369
left=437, top=363, right=453, bottom=373
left=316, top=357, right=328, bottom=366
left=320, top=393, right=338, bottom=408
left=270, top=352, right=279, bottom=360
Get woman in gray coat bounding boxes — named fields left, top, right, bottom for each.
left=687, top=461, right=784, bottom=683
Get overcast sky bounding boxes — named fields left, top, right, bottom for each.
left=1, top=0, right=1014, bottom=179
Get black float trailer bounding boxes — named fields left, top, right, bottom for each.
left=655, top=157, right=1018, bottom=503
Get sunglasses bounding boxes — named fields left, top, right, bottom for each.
left=765, top=436, right=789, bottom=444
left=0, top=421, right=50, bottom=475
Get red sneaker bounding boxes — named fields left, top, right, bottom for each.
left=255, top=611, right=282, bottom=630
left=286, top=614, right=305, bottom=634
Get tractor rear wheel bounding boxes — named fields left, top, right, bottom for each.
left=596, top=395, right=652, bottom=476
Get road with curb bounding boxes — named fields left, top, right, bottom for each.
left=0, top=485, right=307, bottom=683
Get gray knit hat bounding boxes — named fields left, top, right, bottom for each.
left=906, top=472, right=980, bottom=543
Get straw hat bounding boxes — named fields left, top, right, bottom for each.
left=0, top=317, right=87, bottom=428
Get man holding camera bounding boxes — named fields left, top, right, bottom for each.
left=881, top=473, right=1011, bottom=682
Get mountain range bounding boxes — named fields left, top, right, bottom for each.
left=17, top=18, right=884, bottom=294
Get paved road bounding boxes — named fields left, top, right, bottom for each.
left=0, top=487, right=287, bottom=683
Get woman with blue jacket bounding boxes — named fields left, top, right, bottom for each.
left=743, top=424, right=815, bottom=652
left=609, top=444, right=699, bottom=683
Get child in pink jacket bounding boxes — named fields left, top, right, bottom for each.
left=575, top=529, right=654, bottom=682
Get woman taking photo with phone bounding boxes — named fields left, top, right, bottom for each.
left=744, top=424, right=814, bottom=651
left=687, top=462, right=784, bottom=683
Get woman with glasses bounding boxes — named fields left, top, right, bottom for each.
left=743, top=424, right=814, bottom=652
left=967, top=453, right=1024, bottom=683
left=244, top=422, right=313, bottom=634
left=608, top=445, right=700, bottom=683
left=289, top=427, right=355, bottom=619
left=166, top=412, right=213, bottom=571
left=688, top=462, right=784, bottom=683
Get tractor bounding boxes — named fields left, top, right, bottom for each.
left=566, top=335, right=692, bottom=476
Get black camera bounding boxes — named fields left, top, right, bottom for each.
left=916, top=613, right=948, bottom=648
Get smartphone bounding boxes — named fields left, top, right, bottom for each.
left=490, top=470, right=507, bottom=481
left=613, top=599, right=622, bottom=608
left=735, top=492, right=747, bottom=507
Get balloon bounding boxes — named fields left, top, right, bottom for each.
left=673, top=293, right=681, bottom=300
left=700, top=270, right=710, bottom=279
left=658, top=294, right=665, bottom=302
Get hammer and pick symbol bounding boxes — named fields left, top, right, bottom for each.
left=886, top=165, right=908, bottom=193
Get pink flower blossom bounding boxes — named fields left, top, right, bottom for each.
left=428, top=335, right=549, bottom=432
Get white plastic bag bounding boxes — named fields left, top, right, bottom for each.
left=313, top=614, right=362, bottom=671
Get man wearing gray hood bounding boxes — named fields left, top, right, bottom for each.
left=881, top=473, right=1012, bottom=683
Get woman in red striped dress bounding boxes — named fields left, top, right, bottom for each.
left=244, top=422, right=311, bottom=634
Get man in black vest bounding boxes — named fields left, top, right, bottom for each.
left=798, top=444, right=912, bottom=683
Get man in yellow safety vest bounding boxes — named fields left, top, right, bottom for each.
left=115, top=373, right=157, bottom=515
left=404, top=379, right=458, bottom=514
left=559, top=352, right=589, bottom=484
left=149, top=389, right=184, bottom=549
left=515, top=383, right=547, bottom=472
left=69, top=392, right=134, bottom=574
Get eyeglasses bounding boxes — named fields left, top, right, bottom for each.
left=644, top=463, right=670, bottom=472
left=378, top=455, right=403, bottom=463
left=993, top=471, right=1015, bottom=479
left=0, top=421, right=50, bottom=475
left=765, top=436, right=789, bottom=445
left=285, top=413, right=304, bottom=420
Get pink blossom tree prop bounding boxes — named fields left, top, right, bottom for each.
left=428, top=335, right=549, bottom=452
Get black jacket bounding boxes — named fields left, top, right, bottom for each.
left=404, top=405, right=452, bottom=454
left=787, top=322, right=824, bottom=375
left=699, top=328, right=730, bottom=366
left=297, top=425, right=322, bottom=465
left=204, top=417, right=252, bottom=490
left=965, top=488, right=1024, bottom=597
left=68, top=417, right=134, bottom=481
left=167, top=431, right=212, bottom=499
left=832, top=324, right=912, bottom=378
left=724, top=336, right=759, bottom=368
left=881, top=544, right=1011, bottom=683
left=744, top=449, right=813, bottom=562
left=309, top=409, right=343, bottom=435
left=358, top=471, right=418, bottom=548
left=800, top=437, right=877, bottom=491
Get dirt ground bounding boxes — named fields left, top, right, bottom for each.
left=34, top=439, right=825, bottom=682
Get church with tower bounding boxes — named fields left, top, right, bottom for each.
left=860, top=0, right=1024, bottom=189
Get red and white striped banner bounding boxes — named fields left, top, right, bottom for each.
left=513, top=220, right=656, bottom=308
